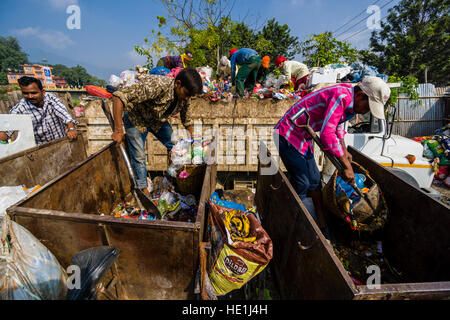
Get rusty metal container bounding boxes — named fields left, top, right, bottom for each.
left=255, top=144, right=450, bottom=300
left=7, top=142, right=215, bottom=300
left=0, top=135, right=87, bottom=187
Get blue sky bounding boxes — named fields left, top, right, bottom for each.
left=0, top=0, right=400, bottom=81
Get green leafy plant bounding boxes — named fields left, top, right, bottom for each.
left=387, top=74, right=420, bottom=106
left=301, top=32, right=358, bottom=67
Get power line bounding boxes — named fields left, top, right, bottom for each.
left=342, top=12, right=391, bottom=41
left=332, top=0, right=382, bottom=34
left=334, top=0, right=394, bottom=39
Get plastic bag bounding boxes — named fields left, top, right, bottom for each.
left=210, top=192, right=247, bottom=212
left=0, top=215, right=68, bottom=300
left=192, top=140, right=204, bottom=165
left=197, top=66, right=213, bottom=82
left=150, top=67, right=171, bottom=76
left=423, top=143, right=435, bottom=159
left=207, top=202, right=273, bottom=296
left=167, top=67, right=183, bottom=78
left=170, top=139, right=193, bottom=166
left=66, top=246, right=119, bottom=300
left=0, top=186, right=27, bottom=217
left=120, top=70, right=137, bottom=87
left=108, top=74, right=122, bottom=87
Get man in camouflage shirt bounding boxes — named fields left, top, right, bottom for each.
left=111, top=68, right=203, bottom=194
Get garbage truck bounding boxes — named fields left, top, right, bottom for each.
left=338, top=105, right=437, bottom=196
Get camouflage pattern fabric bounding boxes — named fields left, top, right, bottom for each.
left=112, top=74, right=192, bottom=133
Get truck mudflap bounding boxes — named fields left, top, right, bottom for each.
left=254, top=142, right=450, bottom=300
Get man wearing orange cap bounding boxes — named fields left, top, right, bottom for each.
left=275, top=56, right=309, bottom=91
left=230, top=48, right=261, bottom=97
left=257, top=56, right=271, bottom=84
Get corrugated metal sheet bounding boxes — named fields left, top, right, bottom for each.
left=392, top=83, right=448, bottom=138
left=435, top=86, right=450, bottom=97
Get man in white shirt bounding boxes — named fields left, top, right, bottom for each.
left=275, top=56, right=310, bottom=91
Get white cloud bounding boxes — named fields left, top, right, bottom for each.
left=11, top=27, right=75, bottom=50
left=12, top=27, right=39, bottom=36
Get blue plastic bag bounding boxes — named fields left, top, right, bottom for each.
left=150, top=67, right=171, bottom=76
left=335, top=173, right=367, bottom=201
left=210, top=192, right=246, bottom=212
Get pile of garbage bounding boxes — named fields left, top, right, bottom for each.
left=110, top=176, right=198, bottom=223
left=332, top=237, right=407, bottom=285
left=413, top=126, right=450, bottom=188
left=335, top=173, right=370, bottom=231
left=107, top=61, right=389, bottom=103
left=308, top=62, right=388, bottom=87
left=168, top=138, right=212, bottom=178
left=110, top=138, right=213, bottom=222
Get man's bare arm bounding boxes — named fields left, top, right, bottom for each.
left=111, top=96, right=125, bottom=145
left=0, top=132, right=8, bottom=142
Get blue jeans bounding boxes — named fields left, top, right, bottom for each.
left=277, top=135, right=321, bottom=200
left=123, top=112, right=174, bottom=189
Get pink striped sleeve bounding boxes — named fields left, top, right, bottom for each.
left=336, top=123, right=346, bottom=140
left=319, top=90, right=348, bottom=157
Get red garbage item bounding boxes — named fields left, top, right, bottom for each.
left=85, top=85, right=112, bottom=99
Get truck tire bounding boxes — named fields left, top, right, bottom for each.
left=386, top=168, right=420, bottom=188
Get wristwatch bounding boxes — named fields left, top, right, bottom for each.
left=68, top=127, right=77, bottom=131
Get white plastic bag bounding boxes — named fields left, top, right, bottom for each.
left=108, top=74, right=122, bottom=87
left=197, top=66, right=213, bottom=82
left=120, top=70, right=137, bottom=87
left=0, top=186, right=27, bottom=217
left=0, top=215, right=68, bottom=300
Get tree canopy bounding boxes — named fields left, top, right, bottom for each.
left=135, top=0, right=301, bottom=70
left=51, top=64, right=106, bottom=87
left=300, top=32, right=358, bottom=67
left=0, top=36, right=29, bottom=84
left=0, top=36, right=29, bottom=73
left=361, top=0, right=449, bottom=85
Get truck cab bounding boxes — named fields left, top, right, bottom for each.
left=342, top=107, right=436, bottom=193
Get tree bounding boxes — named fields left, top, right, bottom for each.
left=0, top=71, right=7, bottom=85
left=0, top=36, right=29, bottom=72
left=51, top=64, right=106, bottom=87
left=301, top=32, right=358, bottom=67
left=260, top=18, right=301, bottom=60
left=363, top=0, right=449, bottom=85
left=136, top=0, right=300, bottom=71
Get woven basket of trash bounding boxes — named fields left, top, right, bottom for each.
left=322, top=162, right=389, bottom=232
left=176, top=164, right=207, bottom=197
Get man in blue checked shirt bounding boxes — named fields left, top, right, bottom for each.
left=0, top=76, right=78, bottom=145
left=230, top=48, right=261, bottom=97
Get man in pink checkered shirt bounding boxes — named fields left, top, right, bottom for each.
left=274, top=77, right=391, bottom=235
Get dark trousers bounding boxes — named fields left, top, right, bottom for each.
left=277, top=135, right=322, bottom=200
